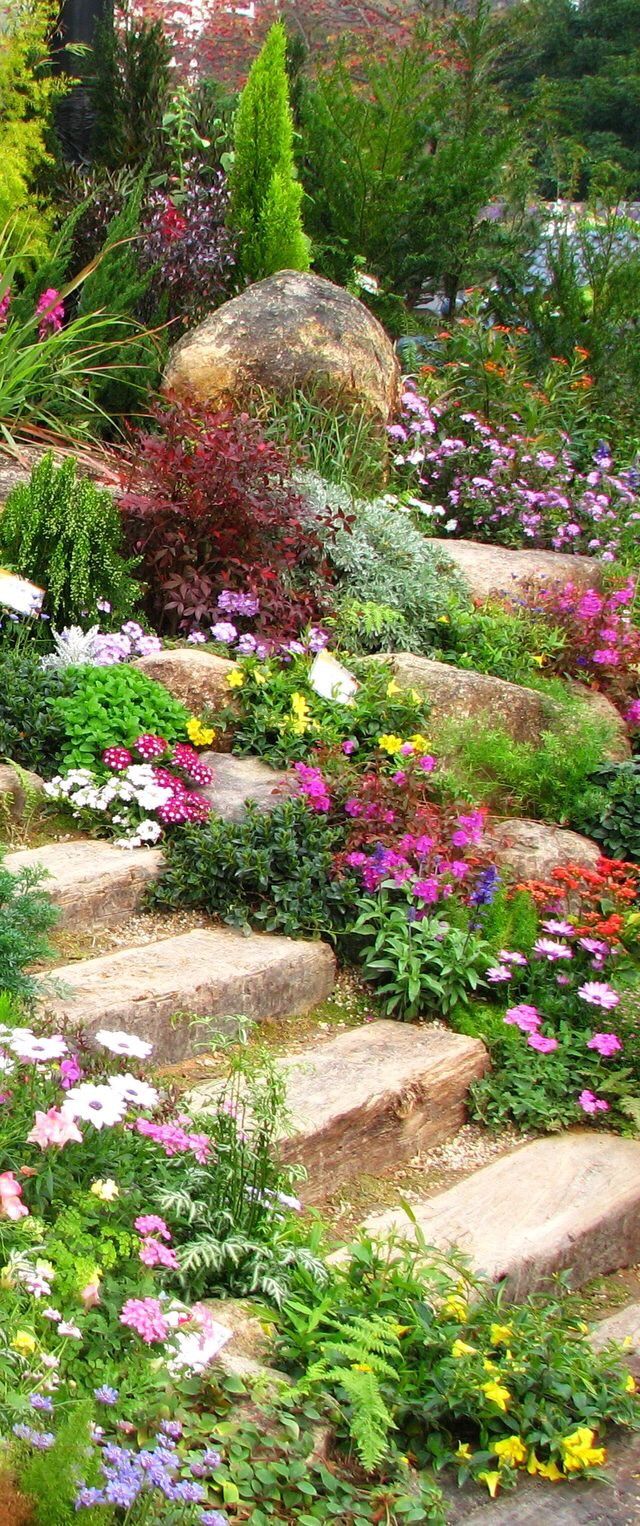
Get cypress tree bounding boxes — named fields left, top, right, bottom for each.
left=230, top=21, right=310, bottom=282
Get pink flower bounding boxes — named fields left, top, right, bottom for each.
left=139, top=1238, right=179, bottom=1269
left=341, top=739, right=358, bottom=755
left=533, top=938, right=573, bottom=961
left=578, top=981, right=620, bottom=1010
left=578, top=1089, right=610, bottom=1115
left=134, top=1214, right=171, bottom=1240
left=413, top=877, right=439, bottom=903
left=592, top=648, right=619, bottom=665
left=0, top=1171, right=28, bottom=1220
left=134, top=733, right=168, bottom=760
left=27, top=1107, right=83, bottom=1149
left=504, top=1003, right=541, bottom=1033
left=59, top=1055, right=82, bottom=1089
left=103, top=746, right=133, bottom=771
left=418, top=754, right=436, bottom=773
left=587, top=1032, right=622, bottom=1057
left=35, top=288, right=64, bottom=339
left=120, top=1296, right=169, bottom=1343
left=487, top=966, right=512, bottom=982
left=498, top=950, right=528, bottom=966
left=527, top=1033, right=559, bottom=1053
left=541, top=919, right=575, bottom=937
left=80, top=1281, right=101, bottom=1309
left=0, top=284, right=11, bottom=324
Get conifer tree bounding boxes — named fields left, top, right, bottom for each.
left=230, top=20, right=310, bottom=282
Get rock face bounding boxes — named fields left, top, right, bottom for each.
left=0, top=763, right=45, bottom=820
left=570, top=682, right=631, bottom=761
left=276, top=1021, right=488, bottom=1202
left=485, top=818, right=601, bottom=881
left=425, top=537, right=601, bottom=600
left=370, top=653, right=557, bottom=746
left=362, top=1132, right=640, bottom=1299
left=46, top=927, right=336, bottom=1063
left=200, top=752, right=294, bottom=821
left=133, top=648, right=235, bottom=716
left=163, top=270, right=400, bottom=420
left=4, top=840, right=164, bottom=929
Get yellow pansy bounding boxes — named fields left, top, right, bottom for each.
left=226, top=669, right=245, bottom=690
left=455, top=1442, right=472, bottom=1462
left=527, top=1452, right=563, bottom=1481
left=493, top=1435, right=527, bottom=1468
left=386, top=679, right=401, bottom=697
left=352, top=1362, right=372, bottom=1373
left=490, top=1323, right=514, bottom=1346
left=12, top=1330, right=36, bottom=1356
left=483, top=1358, right=498, bottom=1374
left=478, top=1471, right=502, bottom=1498
left=625, top=1373, right=637, bottom=1394
left=378, top=733, right=404, bottom=754
left=90, top=1179, right=119, bottom=1202
left=187, top=718, right=216, bottom=747
left=442, top=1294, right=468, bottom=1322
left=480, top=1380, right=511, bottom=1412
left=409, top=733, right=430, bottom=750
left=410, top=689, right=422, bottom=702
left=560, top=1427, right=606, bottom=1471
left=452, top=1339, right=477, bottom=1359
left=531, top=654, right=547, bottom=666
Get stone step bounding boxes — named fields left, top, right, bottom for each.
left=5, top=840, right=164, bottom=929
left=361, top=1132, right=640, bottom=1298
left=199, top=751, right=294, bottom=822
left=277, top=1021, right=488, bottom=1203
left=45, top=927, right=336, bottom=1063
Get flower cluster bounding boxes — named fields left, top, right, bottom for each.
left=92, top=619, right=163, bottom=665
left=187, top=588, right=330, bottom=662
left=506, top=578, right=640, bottom=716
left=45, top=734, right=214, bottom=845
left=391, top=383, right=640, bottom=561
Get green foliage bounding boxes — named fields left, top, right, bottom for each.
left=149, top=799, right=356, bottom=938
left=434, top=706, right=612, bottom=821
left=303, top=1312, right=401, bottom=1472
left=278, top=1235, right=640, bottom=1486
left=573, top=759, right=640, bottom=862
left=0, top=649, right=66, bottom=777
left=0, top=0, right=68, bottom=262
left=433, top=598, right=566, bottom=686
left=216, top=654, right=431, bottom=769
left=259, top=396, right=388, bottom=495
left=89, top=0, right=171, bottom=172
left=351, top=892, right=490, bottom=1020
left=298, top=471, right=464, bottom=653
left=77, top=175, right=160, bottom=418
left=0, top=455, right=139, bottom=627
left=230, top=20, right=310, bottom=281
left=54, top=665, right=189, bottom=770
left=18, top=1400, right=106, bottom=1526
left=0, top=855, right=58, bottom=1005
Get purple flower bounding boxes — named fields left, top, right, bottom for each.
left=487, top=966, right=512, bottom=983
left=578, top=981, right=620, bottom=1010
left=94, top=1385, right=119, bottom=1405
left=30, top=1395, right=53, bottom=1412
left=210, top=621, right=237, bottom=645
left=341, top=739, right=358, bottom=755
left=587, top=1032, right=622, bottom=1056
left=527, top=1032, right=558, bottom=1053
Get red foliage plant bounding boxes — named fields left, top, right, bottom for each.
left=117, top=399, right=325, bottom=637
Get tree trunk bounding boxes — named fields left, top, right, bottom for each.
left=53, top=0, right=108, bottom=162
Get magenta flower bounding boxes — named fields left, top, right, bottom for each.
left=134, top=1214, right=171, bottom=1240
left=587, top=1032, right=622, bottom=1056
left=134, top=733, right=168, bottom=760
left=35, top=287, right=64, bottom=339
left=120, top=1296, right=169, bottom=1343
left=578, top=1089, right=610, bottom=1115
left=527, top=1033, right=558, bottom=1053
left=341, top=739, right=358, bottom=755
left=533, top=938, right=573, bottom=961
left=418, top=754, right=436, bottom=773
left=504, top=1003, right=540, bottom=1033
left=413, top=877, right=439, bottom=903
left=0, top=284, right=11, bottom=324
left=592, top=648, right=619, bottom=665
left=578, top=981, right=620, bottom=1010
left=541, top=919, right=575, bottom=937
left=487, top=966, right=512, bottom=983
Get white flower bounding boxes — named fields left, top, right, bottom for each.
left=167, top=1322, right=233, bottom=1375
left=94, top=1029, right=153, bottom=1060
left=9, top=1032, right=67, bottom=1063
left=108, top=1074, right=159, bottom=1110
left=63, top=1083, right=126, bottom=1130
left=57, top=1321, right=82, bottom=1339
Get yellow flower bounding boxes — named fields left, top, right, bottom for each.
left=90, top=1179, right=119, bottom=1202
left=12, top=1330, right=36, bottom=1357
left=442, top=1295, right=468, bottom=1322
left=352, top=1362, right=372, bottom=1373
left=452, top=1339, right=477, bottom=1359
left=531, top=654, right=547, bottom=667
left=187, top=718, right=215, bottom=747
left=480, top=1380, right=511, bottom=1412
left=378, top=733, right=404, bottom=754
left=527, top=1452, right=563, bottom=1481
left=254, top=671, right=267, bottom=686
left=483, top=1358, right=498, bottom=1373
left=560, top=1427, right=606, bottom=1472
left=409, top=733, right=430, bottom=750
left=290, top=692, right=310, bottom=734
left=625, top=1373, right=637, bottom=1394
left=478, top=1471, right=502, bottom=1498
left=490, top=1323, right=514, bottom=1347
left=493, top=1435, right=527, bottom=1468
left=226, top=669, right=244, bottom=690
left=437, top=615, right=450, bottom=624
left=410, top=689, right=422, bottom=702
left=455, top=1442, right=472, bottom=1462
left=386, top=679, right=401, bottom=697
left=393, top=1324, right=410, bottom=1336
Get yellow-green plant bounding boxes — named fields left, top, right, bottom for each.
left=0, top=0, right=69, bottom=260
left=230, top=20, right=309, bottom=281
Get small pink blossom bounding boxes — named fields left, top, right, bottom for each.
left=0, top=1172, right=28, bottom=1221
left=134, top=1214, right=171, bottom=1240
left=27, top=1107, right=83, bottom=1150
left=587, top=1032, right=622, bottom=1057
left=578, top=981, right=620, bottom=1010
left=120, top=1296, right=169, bottom=1343
left=578, top=1089, right=610, bottom=1115
left=35, top=288, right=64, bottom=339
left=527, top=1033, right=559, bottom=1053
left=139, top=1238, right=179, bottom=1269
left=504, top=1003, right=541, bottom=1033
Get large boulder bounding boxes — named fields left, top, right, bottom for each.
left=163, top=270, right=400, bottom=420
left=425, top=537, right=601, bottom=600
left=366, top=653, right=558, bottom=747
left=485, top=817, right=601, bottom=881
left=133, top=648, right=235, bottom=716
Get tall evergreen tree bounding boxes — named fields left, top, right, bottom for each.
left=230, top=20, right=310, bottom=282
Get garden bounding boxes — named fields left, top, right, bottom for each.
left=2, top=0, right=640, bottom=1520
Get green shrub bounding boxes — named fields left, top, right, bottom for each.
left=0, top=650, right=66, bottom=777
left=433, top=598, right=566, bottom=686
left=54, top=665, right=189, bottom=769
left=77, top=174, right=160, bottom=419
left=149, top=799, right=356, bottom=938
left=0, top=454, right=139, bottom=627
left=230, top=20, right=309, bottom=281
left=433, top=706, right=612, bottom=822
left=89, top=0, right=171, bottom=172
left=351, top=891, right=490, bottom=1020
left=18, top=1400, right=107, bottom=1526
left=0, top=856, right=58, bottom=1005
left=572, top=760, right=640, bottom=863
left=0, top=0, right=68, bottom=262
left=298, top=471, right=464, bottom=652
